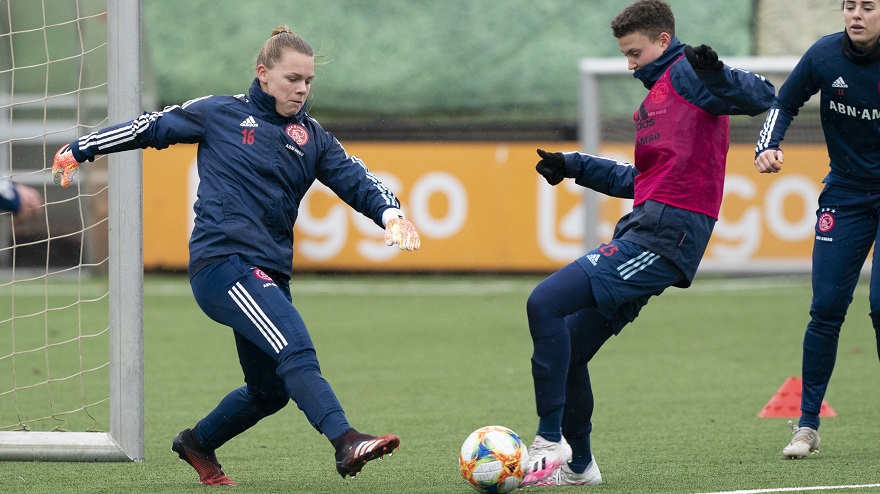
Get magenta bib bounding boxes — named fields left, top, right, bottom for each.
left=632, top=58, right=729, bottom=219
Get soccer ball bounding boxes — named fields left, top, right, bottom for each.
left=459, top=425, right=528, bottom=494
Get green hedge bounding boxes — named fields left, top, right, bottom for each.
left=143, top=0, right=753, bottom=121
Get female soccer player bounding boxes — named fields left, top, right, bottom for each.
left=755, top=0, right=880, bottom=459
left=52, top=26, right=420, bottom=485
left=522, top=0, right=775, bottom=486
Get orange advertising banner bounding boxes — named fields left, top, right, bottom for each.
left=143, top=142, right=828, bottom=273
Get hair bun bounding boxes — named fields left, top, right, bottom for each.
left=271, top=26, right=294, bottom=37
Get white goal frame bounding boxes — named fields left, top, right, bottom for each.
left=578, top=56, right=801, bottom=260
left=0, top=1, right=144, bottom=462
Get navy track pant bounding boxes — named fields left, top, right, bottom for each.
left=528, top=239, right=683, bottom=439
left=799, top=184, right=880, bottom=429
left=187, top=254, right=349, bottom=450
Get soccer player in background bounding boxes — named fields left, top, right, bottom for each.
left=755, top=0, right=880, bottom=460
left=52, top=26, right=420, bottom=485
left=521, top=0, right=775, bottom=486
left=0, top=178, right=42, bottom=220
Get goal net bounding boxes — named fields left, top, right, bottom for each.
left=0, top=0, right=143, bottom=461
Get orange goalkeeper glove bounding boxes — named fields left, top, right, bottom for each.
left=383, top=210, right=420, bottom=251
left=52, top=144, right=81, bottom=188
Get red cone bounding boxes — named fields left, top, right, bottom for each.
left=758, top=377, right=837, bottom=418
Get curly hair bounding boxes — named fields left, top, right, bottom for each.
left=610, top=0, right=675, bottom=40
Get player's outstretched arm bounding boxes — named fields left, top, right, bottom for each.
left=755, top=149, right=784, bottom=174
left=683, top=44, right=775, bottom=116
left=53, top=100, right=212, bottom=188
left=382, top=208, right=420, bottom=251
left=536, top=148, right=636, bottom=199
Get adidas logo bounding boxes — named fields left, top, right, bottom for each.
left=239, top=116, right=259, bottom=127
left=831, top=77, right=848, bottom=89
left=586, top=254, right=600, bottom=266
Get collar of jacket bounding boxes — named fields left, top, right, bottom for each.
left=841, top=31, right=880, bottom=65
left=247, top=78, right=307, bottom=123
left=633, top=37, right=686, bottom=89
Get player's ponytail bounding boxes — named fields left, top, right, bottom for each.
left=256, top=25, right=314, bottom=70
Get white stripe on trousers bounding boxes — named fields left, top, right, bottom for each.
left=227, top=282, right=289, bottom=354
left=617, top=250, right=660, bottom=280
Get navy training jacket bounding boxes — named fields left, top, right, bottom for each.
left=756, top=32, right=880, bottom=189
left=70, top=79, right=401, bottom=279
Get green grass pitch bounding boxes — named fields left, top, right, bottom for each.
left=1, top=273, right=879, bottom=493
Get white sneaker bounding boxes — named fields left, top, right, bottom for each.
left=536, top=456, right=603, bottom=487
left=521, top=435, right=572, bottom=487
left=782, top=420, right=820, bottom=459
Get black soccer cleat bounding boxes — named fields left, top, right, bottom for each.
left=334, top=429, right=400, bottom=479
left=171, top=428, right=237, bottom=486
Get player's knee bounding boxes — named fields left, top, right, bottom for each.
left=266, top=392, right=289, bottom=412
left=252, top=384, right=290, bottom=412
left=809, top=297, right=848, bottom=326
left=526, top=286, right=561, bottom=321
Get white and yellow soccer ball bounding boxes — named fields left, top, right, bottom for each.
left=459, top=425, right=528, bottom=494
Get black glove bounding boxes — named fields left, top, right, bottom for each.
left=535, top=149, right=566, bottom=186
left=684, top=44, right=723, bottom=72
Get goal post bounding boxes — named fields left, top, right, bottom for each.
left=0, top=0, right=143, bottom=462
left=577, top=56, right=801, bottom=260
left=106, top=0, right=144, bottom=463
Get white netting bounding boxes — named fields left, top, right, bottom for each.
left=0, top=0, right=110, bottom=433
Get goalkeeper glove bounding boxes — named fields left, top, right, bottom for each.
left=383, top=212, right=420, bottom=251
left=535, top=148, right=566, bottom=186
left=52, top=144, right=82, bottom=188
left=684, top=44, right=723, bottom=72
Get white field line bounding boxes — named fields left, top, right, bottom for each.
left=696, top=483, right=880, bottom=494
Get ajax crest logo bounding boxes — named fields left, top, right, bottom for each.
left=818, top=211, right=834, bottom=233
left=651, top=82, right=669, bottom=104
left=254, top=268, right=273, bottom=281
left=285, top=123, right=309, bottom=146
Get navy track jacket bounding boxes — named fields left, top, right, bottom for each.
left=70, top=79, right=401, bottom=278
left=756, top=32, right=880, bottom=189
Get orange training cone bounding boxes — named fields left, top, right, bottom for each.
left=758, top=377, right=837, bottom=418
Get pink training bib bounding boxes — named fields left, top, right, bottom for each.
left=632, top=57, right=730, bottom=219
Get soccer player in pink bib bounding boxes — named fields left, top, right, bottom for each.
left=521, top=0, right=775, bottom=486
